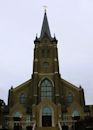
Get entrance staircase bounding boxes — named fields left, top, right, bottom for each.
left=36, top=127, right=59, bottom=130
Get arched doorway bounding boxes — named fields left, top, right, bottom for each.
left=72, top=110, right=80, bottom=120
left=13, top=112, right=22, bottom=130
left=42, top=107, right=52, bottom=127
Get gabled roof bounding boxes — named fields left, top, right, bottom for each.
left=13, top=79, right=31, bottom=92
left=61, top=78, right=80, bottom=91
left=40, top=11, right=51, bottom=39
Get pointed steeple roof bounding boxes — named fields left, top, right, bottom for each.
left=40, top=11, right=51, bottom=39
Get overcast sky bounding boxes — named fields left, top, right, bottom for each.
left=0, top=0, right=93, bottom=105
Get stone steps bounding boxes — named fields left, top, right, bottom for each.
left=36, top=126, right=59, bottom=130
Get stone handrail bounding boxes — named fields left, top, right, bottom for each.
left=58, top=121, right=62, bottom=130
left=32, top=121, right=36, bottom=130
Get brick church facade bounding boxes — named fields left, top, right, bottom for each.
left=1, top=11, right=93, bottom=130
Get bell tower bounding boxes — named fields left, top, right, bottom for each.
left=33, top=11, right=60, bottom=75
left=31, top=11, right=61, bottom=104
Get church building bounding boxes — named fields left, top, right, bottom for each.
left=2, top=11, right=93, bottom=130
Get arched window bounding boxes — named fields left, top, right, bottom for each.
left=40, top=79, right=53, bottom=100
left=19, top=93, right=26, bottom=104
left=67, top=92, right=73, bottom=104
left=42, top=107, right=52, bottom=116
left=43, top=62, right=49, bottom=68
left=14, top=112, right=22, bottom=118
left=72, top=110, right=80, bottom=120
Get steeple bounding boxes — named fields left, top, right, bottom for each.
left=40, top=10, right=51, bottom=39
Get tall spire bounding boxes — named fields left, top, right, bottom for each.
left=40, top=10, right=51, bottom=39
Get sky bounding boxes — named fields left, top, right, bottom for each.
left=0, top=0, right=93, bottom=105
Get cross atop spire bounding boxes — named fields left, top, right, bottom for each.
left=40, top=10, right=51, bottom=39
left=43, top=5, right=47, bottom=13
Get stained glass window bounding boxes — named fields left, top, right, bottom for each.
left=40, top=79, right=53, bottom=100
left=20, top=93, right=26, bottom=104
left=67, top=92, right=73, bottom=104
left=42, top=107, right=52, bottom=116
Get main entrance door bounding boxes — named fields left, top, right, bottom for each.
left=42, top=107, right=52, bottom=127
left=42, top=115, right=52, bottom=127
